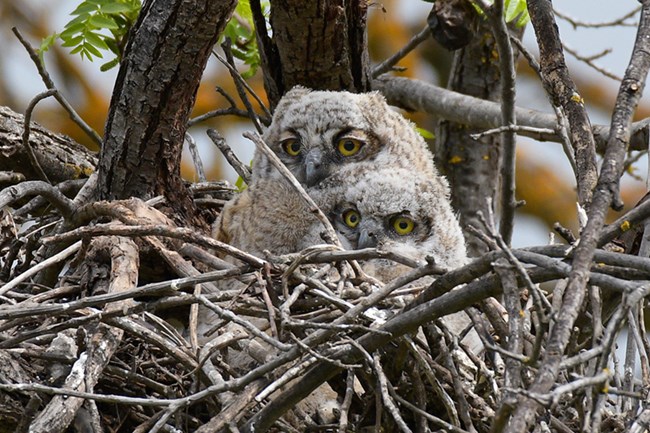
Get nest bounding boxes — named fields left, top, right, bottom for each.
left=0, top=171, right=647, bottom=433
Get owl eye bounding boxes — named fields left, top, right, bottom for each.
left=337, top=137, right=363, bottom=157
left=391, top=216, right=415, bottom=235
left=343, top=209, right=361, bottom=228
left=282, top=138, right=302, bottom=156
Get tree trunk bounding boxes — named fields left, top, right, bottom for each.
left=97, top=0, right=236, bottom=220
left=437, top=22, right=524, bottom=256
left=253, top=0, right=371, bottom=107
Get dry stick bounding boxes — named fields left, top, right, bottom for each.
left=0, top=241, right=81, bottom=297
left=505, top=3, right=650, bottom=430
left=194, top=379, right=267, bottom=433
left=0, top=180, right=76, bottom=218
left=494, top=259, right=524, bottom=390
left=338, top=369, right=355, bottom=432
left=22, top=89, right=56, bottom=183
left=404, top=337, right=461, bottom=427
left=374, top=75, right=650, bottom=153
left=207, top=128, right=252, bottom=184
left=476, top=0, right=518, bottom=245
left=28, top=236, right=138, bottom=433
left=563, top=44, right=622, bottom=81
left=554, top=6, right=641, bottom=29
left=216, top=43, right=264, bottom=133
left=11, top=27, right=102, bottom=147
left=185, top=132, right=206, bottom=182
left=41, top=221, right=266, bottom=268
left=244, top=131, right=341, bottom=248
left=527, top=0, right=598, bottom=208
left=0, top=268, right=244, bottom=321
left=372, top=25, right=431, bottom=78
left=372, top=353, right=414, bottom=433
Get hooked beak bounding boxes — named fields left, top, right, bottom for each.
left=358, top=228, right=378, bottom=249
left=305, top=149, right=326, bottom=186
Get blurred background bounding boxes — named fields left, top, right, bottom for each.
left=0, top=0, right=647, bottom=247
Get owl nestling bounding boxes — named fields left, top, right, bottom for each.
left=251, top=86, right=438, bottom=186
left=316, top=166, right=468, bottom=281
left=216, top=86, right=438, bottom=256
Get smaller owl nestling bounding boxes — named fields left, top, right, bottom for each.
left=314, top=166, right=468, bottom=281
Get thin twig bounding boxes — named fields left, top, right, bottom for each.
left=185, top=133, right=207, bottom=182
left=207, top=129, right=252, bottom=184
left=12, top=27, right=103, bottom=147
left=372, top=26, right=431, bottom=78
left=22, top=90, right=56, bottom=183
left=243, top=131, right=341, bottom=247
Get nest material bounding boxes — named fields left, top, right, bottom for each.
left=0, top=178, right=644, bottom=433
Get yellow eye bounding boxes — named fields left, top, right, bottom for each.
left=282, top=139, right=301, bottom=156
left=392, top=216, right=415, bottom=235
left=337, top=138, right=363, bottom=157
left=343, top=209, right=361, bottom=228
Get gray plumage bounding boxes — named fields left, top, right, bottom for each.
left=316, top=166, right=468, bottom=281
left=216, top=86, right=438, bottom=257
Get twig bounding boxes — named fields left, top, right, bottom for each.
left=12, top=27, right=103, bottom=147
left=563, top=44, right=622, bottom=81
left=338, top=369, right=355, bottom=432
left=478, top=0, right=518, bottom=245
left=41, top=220, right=267, bottom=268
left=0, top=180, right=76, bottom=218
left=372, top=26, right=431, bottom=78
left=0, top=241, right=81, bottom=297
left=243, top=131, right=341, bottom=247
left=188, top=107, right=251, bottom=126
left=185, top=133, right=206, bottom=182
left=527, top=0, right=598, bottom=208
left=207, top=128, right=252, bottom=184
left=372, top=353, right=413, bottom=433
left=216, top=41, right=266, bottom=133
left=470, top=124, right=555, bottom=140
left=554, top=6, right=640, bottom=28
left=22, top=90, right=56, bottom=183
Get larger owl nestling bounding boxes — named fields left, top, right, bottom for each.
left=251, top=86, right=438, bottom=186
left=215, top=86, right=438, bottom=257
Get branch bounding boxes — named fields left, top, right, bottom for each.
left=373, top=76, right=650, bottom=153
left=504, top=1, right=650, bottom=431
left=12, top=27, right=102, bottom=147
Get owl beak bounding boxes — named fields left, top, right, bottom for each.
left=305, top=149, right=326, bottom=186
left=358, top=228, right=378, bottom=249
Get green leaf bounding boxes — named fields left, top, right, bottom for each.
left=100, top=57, right=120, bottom=71
left=100, top=3, right=134, bottom=14
left=69, top=45, right=84, bottom=55
left=234, top=0, right=254, bottom=28
left=89, top=14, right=119, bottom=29
left=83, top=41, right=104, bottom=58
left=38, top=33, right=58, bottom=54
left=505, top=0, right=528, bottom=26
left=235, top=175, right=247, bottom=191
left=84, top=31, right=109, bottom=50
left=61, top=21, right=86, bottom=38
left=61, top=35, right=84, bottom=47
left=71, top=3, right=99, bottom=16
left=416, top=127, right=435, bottom=139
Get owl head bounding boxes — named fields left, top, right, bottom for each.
left=252, top=86, right=436, bottom=187
left=317, top=167, right=467, bottom=270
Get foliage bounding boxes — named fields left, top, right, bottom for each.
left=41, top=0, right=141, bottom=71
left=422, top=0, right=530, bottom=27
left=41, top=0, right=269, bottom=76
left=220, top=0, right=269, bottom=79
